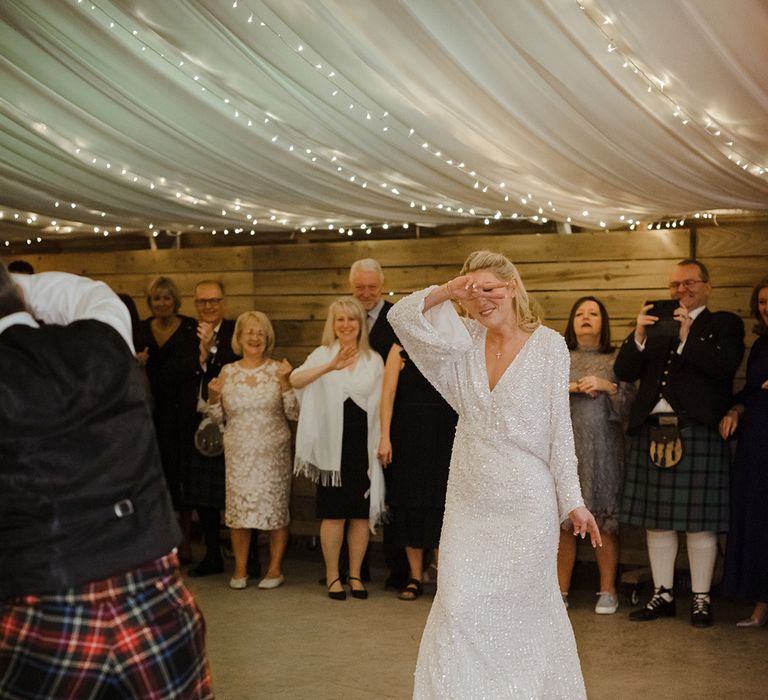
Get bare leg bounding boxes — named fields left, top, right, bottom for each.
left=347, top=519, right=370, bottom=592
left=405, top=546, right=424, bottom=582
left=751, top=601, right=768, bottom=622
left=595, top=531, right=620, bottom=593
left=320, top=519, right=345, bottom=592
left=265, top=526, right=289, bottom=578
left=557, top=529, right=577, bottom=594
left=230, top=528, right=252, bottom=580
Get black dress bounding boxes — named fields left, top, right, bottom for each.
left=389, top=350, right=457, bottom=548
left=723, top=334, right=768, bottom=603
left=316, top=399, right=370, bottom=520
left=141, top=315, right=199, bottom=508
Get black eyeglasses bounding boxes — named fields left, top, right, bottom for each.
left=194, top=298, right=223, bottom=306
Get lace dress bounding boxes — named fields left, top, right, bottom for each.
left=568, top=347, right=633, bottom=534
left=389, top=289, right=587, bottom=700
left=209, top=361, right=299, bottom=530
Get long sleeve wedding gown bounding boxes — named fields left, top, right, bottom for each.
left=388, top=288, right=587, bottom=700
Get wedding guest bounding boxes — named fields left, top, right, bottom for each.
left=291, top=297, right=385, bottom=601
left=558, top=296, right=633, bottom=614
left=615, top=259, right=744, bottom=627
left=378, top=343, right=457, bottom=600
left=349, top=258, right=405, bottom=588
left=719, top=275, right=768, bottom=627
left=184, top=280, right=239, bottom=578
left=140, top=276, right=198, bottom=511
left=208, top=311, right=298, bottom=590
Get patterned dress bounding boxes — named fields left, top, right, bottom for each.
left=209, top=360, right=299, bottom=530
left=567, top=347, right=633, bottom=534
left=389, top=289, right=587, bottom=700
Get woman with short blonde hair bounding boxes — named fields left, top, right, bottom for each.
left=207, top=310, right=297, bottom=590
left=232, top=311, right=275, bottom=357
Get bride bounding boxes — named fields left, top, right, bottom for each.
left=388, top=251, right=601, bottom=699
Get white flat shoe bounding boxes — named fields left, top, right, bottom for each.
left=736, top=616, right=767, bottom=628
left=229, top=576, right=247, bottom=590
left=595, top=591, right=619, bottom=614
left=257, top=575, right=285, bottom=590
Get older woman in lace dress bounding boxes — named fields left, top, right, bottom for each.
left=208, top=311, right=298, bottom=591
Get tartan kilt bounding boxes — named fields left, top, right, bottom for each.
left=619, top=423, right=730, bottom=532
left=0, top=553, right=213, bottom=699
left=180, top=421, right=225, bottom=509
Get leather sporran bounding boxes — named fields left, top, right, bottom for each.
left=648, top=416, right=683, bottom=468
left=194, top=416, right=224, bottom=457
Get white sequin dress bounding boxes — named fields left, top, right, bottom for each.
left=389, top=289, right=587, bottom=700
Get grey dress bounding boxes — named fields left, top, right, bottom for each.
left=568, top=347, right=634, bottom=534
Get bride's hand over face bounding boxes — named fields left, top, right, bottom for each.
left=447, top=274, right=508, bottom=303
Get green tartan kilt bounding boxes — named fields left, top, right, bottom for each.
left=179, top=424, right=225, bottom=510
left=619, top=423, right=730, bottom=532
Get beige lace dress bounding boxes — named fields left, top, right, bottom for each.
left=209, top=360, right=299, bottom=530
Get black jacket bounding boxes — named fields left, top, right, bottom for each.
left=369, top=300, right=397, bottom=360
left=614, top=308, right=745, bottom=433
left=0, top=320, right=180, bottom=599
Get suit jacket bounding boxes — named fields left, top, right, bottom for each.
left=614, top=308, right=744, bottom=433
left=0, top=320, right=180, bottom=599
left=369, top=300, right=398, bottom=360
left=199, top=317, right=239, bottom=400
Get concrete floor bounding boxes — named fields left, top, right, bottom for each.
left=184, top=543, right=768, bottom=699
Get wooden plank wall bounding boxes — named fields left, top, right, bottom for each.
left=10, top=224, right=765, bottom=363
left=7, top=223, right=767, bottom=553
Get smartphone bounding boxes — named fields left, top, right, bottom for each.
left=644, top=299, right=681, bottom=338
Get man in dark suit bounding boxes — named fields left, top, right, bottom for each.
left=185, top=280, right=240, bottom=576
left=0, top=266, right=212, bottom=697
left=349, top=258, right=409, bottom=590
left=615, top=259, right=744, bottom=627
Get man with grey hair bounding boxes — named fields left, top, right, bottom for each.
left=349, top=257, right=397, bottom=359
left=349, top=258, right=408, bottom=590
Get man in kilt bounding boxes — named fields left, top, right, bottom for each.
left=184, top=280, right=240, bottom=577
left=615, top=259, right=744, bottom=627
left=0, top=265, right=212, bottom=698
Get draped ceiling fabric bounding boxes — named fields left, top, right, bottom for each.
left=1, top=0, right=767, bottom=244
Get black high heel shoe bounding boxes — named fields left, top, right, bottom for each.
left=327, top=577, right=346, bottom=601
left=348, top=577, right=368, bottom=600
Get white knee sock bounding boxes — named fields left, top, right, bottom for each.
left=646, top=529, right=678, bottom=598
left=686, top=530, right=717, bottom=597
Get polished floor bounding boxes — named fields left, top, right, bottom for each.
left=184, top=542, right=768, bottom=699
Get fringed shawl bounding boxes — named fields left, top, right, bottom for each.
left=293, top=342, right=385, bottom=532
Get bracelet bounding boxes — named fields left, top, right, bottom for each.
left=445, top=280, right=456, bottom=301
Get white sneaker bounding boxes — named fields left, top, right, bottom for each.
left=595, top=591, right=619, bottom=614
left=229, top=576, right=247, bottom=590
left=257, top=574, right=285, bottom=590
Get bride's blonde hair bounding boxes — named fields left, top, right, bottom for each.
left=460, top=250, right=540, bottom=332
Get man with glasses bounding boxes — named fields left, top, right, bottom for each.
left=614, top=258, right=744, bottom=627
left=185, top=280, right=240, bottom=577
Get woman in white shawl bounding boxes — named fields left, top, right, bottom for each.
left=291, top=297, right=385, bottom=600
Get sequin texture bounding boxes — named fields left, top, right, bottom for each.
left=389, top=288, right=587, bottom=699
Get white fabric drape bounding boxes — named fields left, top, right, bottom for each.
left=0, top=0, right=766, bottom=242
